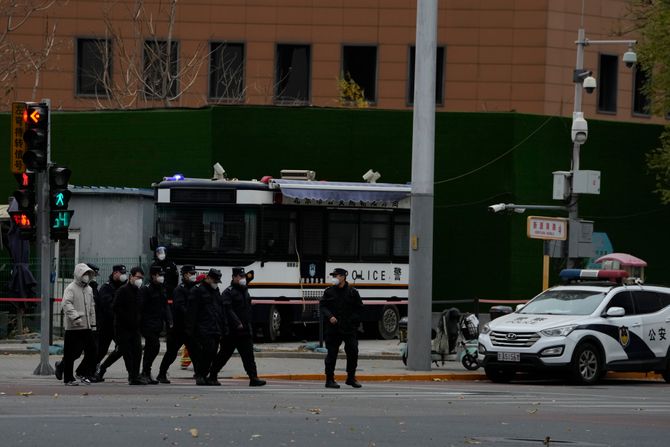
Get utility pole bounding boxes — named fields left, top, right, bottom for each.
left=407, top=0, right=437, bottom=371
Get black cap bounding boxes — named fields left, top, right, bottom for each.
left=180, top=264, right=197, bottom=274
left=86, top=263, right=100, bottom=274
left=232, top=267, right=245, bottom=277
left=112, top=264, right=127, bottom=274
left=329, top=268, right=348, bottom=277
left=207, top=268, right=222, bottom=283
left=149, top=265, right=165, bottom=276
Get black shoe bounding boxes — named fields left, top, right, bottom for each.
left=129, top=379, right=147, bottom=385
left=325, top=380, right=340, bottom=389
left=249, top=377, right=266, bottom=387
left=54, top=361, right=63, bottom=381
left=64, top=380, right=79, bottom=386
left=142, top=373, right=159, bottom=385
left=345, top=378, right=362, bottom=388
left=206, top=377, right=221, bottom=386
left=94, top=364, right=106, bottom=382
left=195, top=375, right=208, bottom=386
left=157, top=373, right=171, bottom=384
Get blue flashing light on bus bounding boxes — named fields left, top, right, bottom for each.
left=163, top=174, right=185, bottom=181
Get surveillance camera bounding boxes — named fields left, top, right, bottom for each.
left=362, top=169, right=381, bottom=183
left=623, top=50, right=637, bottom=68
left=582, top=76, right=597, bottom=94
left=571, top=112, right=588, bottom=144
left=212, top=162, right=227, bottom=180
left=488, top=203, right=506, bottom=213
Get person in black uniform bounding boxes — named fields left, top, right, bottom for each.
left=210, top=268, right=266, bottom=387
left=139, top=265, right=172, bottom=384
left=320, top=268, right=364, bottom=389
left=113, top=266, right=147, bottom=385
left=93, top=264, right=127, bottom=382
left=185, top=268, right=228, bottom=386
left=152, top=246, right=179, bottom=298
left=157, top=264, right=198, bottom=383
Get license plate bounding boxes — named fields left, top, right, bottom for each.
left=497, top=352, right=520, bottom=362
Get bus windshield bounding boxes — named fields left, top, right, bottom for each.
left=156, top=205, right=257, bottom=254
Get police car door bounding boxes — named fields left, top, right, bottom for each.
left=603, top=290, right=644, bottom=363
left=633, top=290, right=670, bottom=359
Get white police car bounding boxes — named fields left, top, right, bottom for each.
left=478, top=269, right=670, bottom=384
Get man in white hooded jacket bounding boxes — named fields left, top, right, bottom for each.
left=59, top=263, right=97, bottom=385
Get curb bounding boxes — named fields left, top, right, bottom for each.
left=239, top=373, right=487, bottom=382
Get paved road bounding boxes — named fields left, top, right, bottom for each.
left=1, top=377, right=668, bottom=446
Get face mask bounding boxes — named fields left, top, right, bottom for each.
left=133, top=278, right=143, bottom=288
left=157, top=253, right=166, bottom=261
left=81, top=275, right=90, bottom=284
left=119, top=274, right=128, bottom=282
left=330, top=277, right=340, bottom=286
left=238, top=278, right=247, bottom=287
left=210, top=282, right=218, bottom=290
left=156, top=276, right=165, bottom=284
left=187, top=275, right=197, bottom=283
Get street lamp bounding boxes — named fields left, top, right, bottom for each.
left=567, top=28, right=637, bottom=267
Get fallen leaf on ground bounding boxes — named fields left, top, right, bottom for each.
left=308, top=408, right=321, bottom=414
left=18, top=391, right=32, bottom=396
left=189, top=428, right=198, bottom=438
left=251, top=434, right=262, bottom=439
left=527, top=408, right=538, bottom=414
left=464, top=438, right=481, bottom=444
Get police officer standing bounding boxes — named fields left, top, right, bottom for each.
left=210, top=268, right=266, bottom=387
left=113, top=267, right=147, bottom=385
left=93, top=264, right=127, bottom=382
left=152, top=246, right=179, bottom=297
left=186, top=268, right=228, bottom=386
left=139, top=265, right=172, bottom=384
left=157, top=264, right=198, bottom=383
left=320, top=268, right=363, bottom=389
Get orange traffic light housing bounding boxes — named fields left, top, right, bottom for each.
left=22, top=102, right=49, bottom=171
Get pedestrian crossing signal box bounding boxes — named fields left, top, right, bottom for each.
left=9, top=211, right=36, bottom=240
left=50, top=210, right=74, bottom=241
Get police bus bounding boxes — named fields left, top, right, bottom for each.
left=152, top=169, right=411, bottom=341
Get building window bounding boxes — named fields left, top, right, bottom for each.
left=597, top=54, right=618, bottom=113
left=143, top=40, right=179, bottom=99
left=342, top=45, right=377, bottom=102
left=407, top=46, right=445, bottom=105
left=632, top=65, right=651, bottom=116
left=209, top=42, right=245, bottom=101
left=76, top=38, right=111, bottom=96
left=275, top=44, right=311, bottom=104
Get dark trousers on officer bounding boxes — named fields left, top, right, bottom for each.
left=96, top=326, right=116, bottom=364
left=211, top=334, right=258, bottom=378
left=63, top=329, right=97, bottom=383
left=159, top=328, right=196, bottom=376
left=324, top=332, right=358, bottom=380
left=117, top=329, right=142, bottom=381
left=194, top=335, right=218, bottom=379
left=142, top=329, right=161, bottom=375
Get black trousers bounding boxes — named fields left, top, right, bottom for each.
left=211, top=334, right=258, bottom=378
left=193, top=335, right=219, bottom=378
left=142, top=329, right=161, bottom=374
left=159, top=328, right=196, bottom=375
left=116, top=329, right=142, bottom=381
left=63, top=329, right=97, bottom=383
left=96, top=326, right=116, bottom=364
left=324, top=331, right=358, bottom=380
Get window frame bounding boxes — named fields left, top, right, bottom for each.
left=341, top=44, right=379, bottom=104
left=274, top=43, right=312, bottom=105
left=208, top=41, right=246, bottom=102
left=75, top=37, right=112, bottom=97
left=406, top=45, right=446, bottom=106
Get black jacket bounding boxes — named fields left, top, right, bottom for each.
left=139, top=281, right=172, bottom=333
left=223, top=282, right=251, bottom=335
left=97, top=276, right=125, bottom=330
left=171, top=280, right=196, bottom=331
left=185, top=283, right=230, bottom=338
left=320, top=282, right=364, bottom=335
left=113, top=283, right=142, bottom=332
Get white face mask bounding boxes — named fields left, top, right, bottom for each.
left=187, top=275, right=197, bottom=283
left=238, top=278, right=247, bottom=287
left=330, top=276, right=340, bottom=286
left=133, top=278, right=143, bottom=288
left=81, top=275, right=90, bottom=284
left=157, top=253, right=166, bottom=261
left=119, top=273, right=128, bottom=282
left=210, top=282, right=219, bottom=290
left=156, top=276, right=165, bottom=284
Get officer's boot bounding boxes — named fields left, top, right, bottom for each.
left=156, top=370, right=171, bottom=384
left=206, top=373, right=221, bottom=386
left=345, top=375, right=362, bottom=388
left=249, top=376, right=267, bottom=387
left=325, top=375, right=340, bottom=389
left=142, top=369, right=159, bottom=385
left=195, top=375, right=208, bottom=386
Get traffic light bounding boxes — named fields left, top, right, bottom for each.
left=22, top=102, right=49, bottom=171
left=48, top=165, right=74, bottom=241
left=9, top=171, right=37, bottom=240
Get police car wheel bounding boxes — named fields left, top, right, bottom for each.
left=571, top=343, right=601, bottom=385
left=485, top=366, right=513, bottom=383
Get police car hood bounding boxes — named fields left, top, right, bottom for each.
left=489, top=313, right=589, bottom=332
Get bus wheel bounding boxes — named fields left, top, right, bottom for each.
left=377, top=305, right=399, bottom=340
left=265, top=305, right=281, bottom=342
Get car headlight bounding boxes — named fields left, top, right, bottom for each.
left=541, top=324, right=578, bottom=337
left=481, top=323, right=491, bottom=335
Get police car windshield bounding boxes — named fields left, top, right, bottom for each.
left=519, top=290, right=607, bottom=315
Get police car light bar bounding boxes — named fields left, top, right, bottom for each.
left=559, top=269, right=628, bottom=282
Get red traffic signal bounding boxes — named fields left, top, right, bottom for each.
left=9, top=211, right=36, bottom=240
left=12, top=170, right=36, bottom=211
left=22, top=102, right=49, bottom=171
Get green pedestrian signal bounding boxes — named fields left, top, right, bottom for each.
left=50, top=210, right=74, bottom=240
left=48, top=165, right=73, bottom=240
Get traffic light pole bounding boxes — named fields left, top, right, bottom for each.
left=33, top=98, right=53, bottom=376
